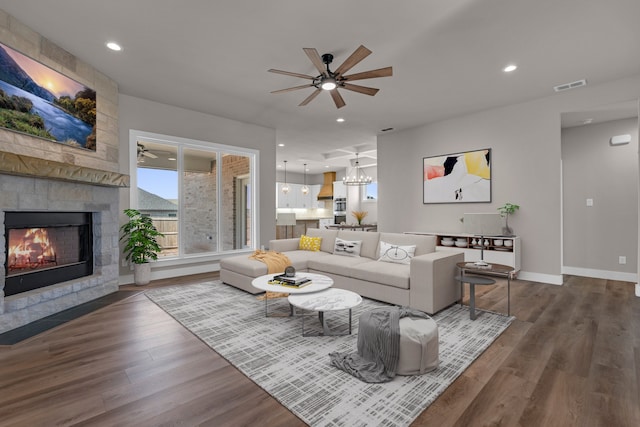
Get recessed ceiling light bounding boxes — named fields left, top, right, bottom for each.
left=336, top=118, right=345, bottom=123
left=277, top=164, right=282, bottom=168
left=582, top=118, right=593, bottom=125
left=325, top=165, right=330, bottom=168
left=503, top=64, right=517, bottom=73
left=278, top=143, right=285, bottom=147
left=168, top=157, right=176, bottom=161
left=106, top=42, right=122, bottom=51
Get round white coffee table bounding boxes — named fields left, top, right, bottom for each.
left=251, top=272, right=333, bottom=317
left=288, top=288, right=362, bottom=336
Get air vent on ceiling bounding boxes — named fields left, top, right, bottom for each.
left=553, top=79, right=587, bottom=92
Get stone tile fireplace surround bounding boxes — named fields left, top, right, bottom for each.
left=0, top=170, right=124, bottom=334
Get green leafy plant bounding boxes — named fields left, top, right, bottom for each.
left=120, top=208, right=164, bottom=264
left=497, top=202, right=520, bottom=216
left=497, top=203, right=520, bottom=235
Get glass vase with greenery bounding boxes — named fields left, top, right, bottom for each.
left=497, top=203, right=520, bottom=236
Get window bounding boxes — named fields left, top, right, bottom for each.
left=130, top=130, right=258, bottom=260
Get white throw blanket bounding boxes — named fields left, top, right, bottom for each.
left=329, top=306, right=430, bottom=383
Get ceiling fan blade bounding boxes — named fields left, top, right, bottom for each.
left=299, top=88, right=322, bottom=106
left=268, top=69, right=315, bottom=80
left=142, top=151, right=158, bottom=159
left=341, top=83, right=379, bottom=96
left=303, top=48, right=328, bottom=76
left=342, top=66, right=393, bottom=81
left=271, top=84, right=315, bottom=94
left=330, top=89, right=346, bottom=109
left=334, top=45, right=372, bottom=76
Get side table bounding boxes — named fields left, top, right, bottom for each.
left=456, top=262, right=517, bottom=317
left=455, top=275, right=496, bottom=320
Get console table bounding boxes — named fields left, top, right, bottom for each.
left=405, top=231, right=521, bottom=270
left=456, top=262, right=517, bottom=316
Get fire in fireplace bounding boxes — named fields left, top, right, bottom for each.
left=4, top=212, right=93, bottom=296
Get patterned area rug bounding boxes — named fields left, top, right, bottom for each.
left=146, top=281, right=513, bottom=427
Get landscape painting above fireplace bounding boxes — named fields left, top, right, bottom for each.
left=0, top=41, right=96, bottom=151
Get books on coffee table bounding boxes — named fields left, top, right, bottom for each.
left=269, top=274, right=312, bottom=288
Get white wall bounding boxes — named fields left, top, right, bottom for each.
left=378, top=75, right=640, bottom=284
left=117, top=94, right=276, bottom=280
left=562, top=118, right=638, bottom=279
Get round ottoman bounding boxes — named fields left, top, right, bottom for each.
left=396, top=316, right=439, bottom=375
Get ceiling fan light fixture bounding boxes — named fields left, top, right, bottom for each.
left=321, top=78, right=337, bottom=91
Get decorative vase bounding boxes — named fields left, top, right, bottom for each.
left=502, top=215, right=514, bottom=236
left=133, top=262, right=151, bottom=286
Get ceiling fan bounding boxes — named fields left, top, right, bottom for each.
left=137, top=142, right=158, bottom=160
left=268, top=45, right=392, bottom=109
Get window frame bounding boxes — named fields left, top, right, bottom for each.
left=129, top=129, right=259, bottom=264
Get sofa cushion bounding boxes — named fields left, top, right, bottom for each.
left=337, top=230, right=381, bottom=259
left=220, top=255, right=269, bottom=277
left=306, top=228, right=339, bottom=253
left=378, top=241, right=416, bottom=265
left=379, top=232, right=436, bottom=256
left=334, top=238, right=362, bottom=257
left=308, top=254, right=371, bottom=277
left=299, top=234, right=322, bottom=251
left=349, top=260, right=411, bottom=290
left=282, top=249, right=330, bottom=270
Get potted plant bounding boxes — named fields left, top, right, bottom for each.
left=120, top=208, right=164, bottom=285
left=497, top=202, right=520, bottom=236
left=352, top=210, right=368, bottom=225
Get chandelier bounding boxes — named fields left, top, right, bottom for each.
left=343, top=153, right=372, bottom=186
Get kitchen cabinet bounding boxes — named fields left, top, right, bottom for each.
left=276, top=183, right=297, bottom=208
left=333, top=181, right=347, bottom=200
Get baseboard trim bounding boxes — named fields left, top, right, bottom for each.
left=119, top=262, right=221, bottom=285
left=562, top=266, right=637, bottom=283
left=517, top=271, right=563, bottom=285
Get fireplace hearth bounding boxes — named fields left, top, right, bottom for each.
left=4, top=212, right=93, bottom=297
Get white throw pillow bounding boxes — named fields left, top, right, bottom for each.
left=378, top=241, right=416, bottom=265
left=333, top=238, right=362, bottom=257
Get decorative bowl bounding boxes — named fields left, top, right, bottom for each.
left=493, top=239, right=503, bottom=246
left=455, top=241, right=467, bottom=247
left=441, top=240, right=455, bottom=246
left=504, top=240, right=513, bottom=247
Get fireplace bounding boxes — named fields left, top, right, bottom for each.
left=4, top=212, right=93, bottom=297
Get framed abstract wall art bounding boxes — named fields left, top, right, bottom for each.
left=0, top=41, right=96, bottom=151
left=423, top=148, right=491, bottom=203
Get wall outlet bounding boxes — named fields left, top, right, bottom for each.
left=586, top=198, right=594, bottom=207
left=619, top=256, right=627, bottom=265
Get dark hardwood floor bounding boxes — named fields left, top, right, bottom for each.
left=0, top=272, right=638, bottom=426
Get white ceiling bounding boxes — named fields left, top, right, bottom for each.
left=1, top=0, right=638, bottom=173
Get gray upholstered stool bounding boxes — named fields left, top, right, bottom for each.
left=397, top=316, right=439, bottom=375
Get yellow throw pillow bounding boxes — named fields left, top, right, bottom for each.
left=299, top=234, right=322, bottom=251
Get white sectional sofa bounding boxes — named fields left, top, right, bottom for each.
left=220, top=228, right=464, bottom=315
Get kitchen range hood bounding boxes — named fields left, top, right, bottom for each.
left=317, top=171, right=336, bottom=200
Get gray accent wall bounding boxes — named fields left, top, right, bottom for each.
left=562, top=118, right=638, bottom=274
left=378, top=75, right=640, bottom=283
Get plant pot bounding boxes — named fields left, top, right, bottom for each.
left=133, top=262, right=151, bottom=286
